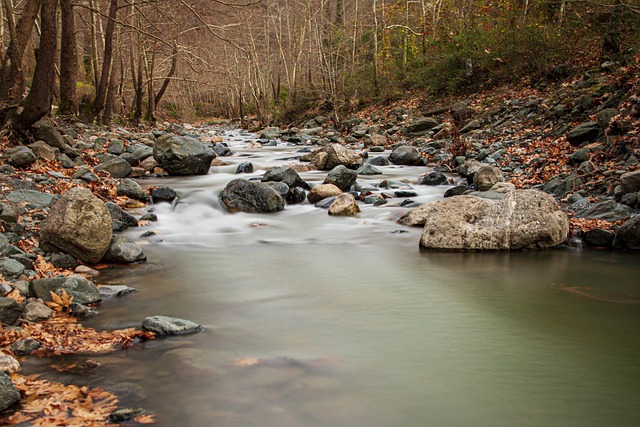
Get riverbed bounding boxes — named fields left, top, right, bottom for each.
left=22, top=128, right=640, bottom=427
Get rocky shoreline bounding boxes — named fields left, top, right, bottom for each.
left=1, top=60, right=639, bottom=424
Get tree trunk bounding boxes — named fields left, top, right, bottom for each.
left=16, top=0, right=57, bottom=130
left=59, top=0, right=77, bottom=115
left=102, top=36, right=119, bottom=125
left=92, top=0, right=118, bottom=120
left=154, top=42, right=178, bottom=107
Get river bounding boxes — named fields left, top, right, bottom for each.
left=22, top=128, right=640, bottom=426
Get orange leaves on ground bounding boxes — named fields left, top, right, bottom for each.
left=33, top=255, right=73, bottom=279
left=45, top=289, right=74, bottom=312
left=569, top=217, right=621, bottom=233
left=2, top=373, right=121, bottom=426
left=1, top=312, right=154, bottom=357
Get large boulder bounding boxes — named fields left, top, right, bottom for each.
left=5, top=146, right=36, bottom=168
left=328, top=193, right=360, bottom=216
left=39, top=187, right=112, bottom=263
left=389, top=145, right=423, bottom=166
left=566, top=121, right=601, bottom=147
left=307, top=184, right=343, bottom=204
left=323, top=165, right=358, bottom=191
left=620, top=170, right=640, bottom=194
left=303, top=143, right=361, bottom=170
left=473, top=166, right=505, bottom=191
left=153, top=134, right=216, bottom=175
left=414, top=189, right=568, bottom=250
left=30, top=275, right=102, bottom=305
left=94, top=157, right=132, bottom=178
left=404, top=117, right=438, bottom=134
left=262, top=166, right=309, bottom=189
left=612, top=216, right=640, bottom=250
left=104, top=236, right=146, bottom=263
left=220, top=179, right=285, bottom=213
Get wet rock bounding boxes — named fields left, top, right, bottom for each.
left=328, top=193, right=360, bottom=216
left=105, top=202, right=138, bottom=231
left=265, top=182, right=290, bottom=199
left=363, top=193, right=387, bottom=206
left=389, top=145, right=423, bottom=166
left=235, top=161, right=254, bottom=174
left=0, top=372, right=20, bottom=411
left=153, top=134, right=215, bottom=175
left=10, top=338, right=42, bottom=356
left=0, top=297, right=23, bottom=325
left=366, top=156, right=389, bottom=167
left=39, top=187, right=112, bottom=264
left=286, top=187, right=306, bottom=204
left=262, top=166, right=309, bottom=189
left=566, top=121, right=601, bottom=147
left=29, top=141, right=57, bottom=161
left=473, top=166, right=505, bottom=191
left=7, top=189, right=56, bottom=208
left=410, top=190, right=569, bottom=250
left=357, top=164, right=382, bottom=175
left=6, top=146, right=37, bottom=168
left=307, top=184, right=343, bottom=204
left=68, top=302, right=99, bottom=318
left=612, top=216, right=640, bottom=250
left=574, top=200, right=632, bottom=221
left=94, top=157, right=132, bottom=178
left=583, top=228, right=615, bottom=248
left=105, top=236, right=146, bottom=263
left=142, top=315, right=204, bottom=336
left=324, top=165, right=357, bottom=191
left=304, top=143, right=361, bottom=170
left=30, top=276, right=102, bottom=305
left=150, top=186, right=177, bottom=203
left=220, top=179, right=285, bottom=214
left=108, top=408, right=147, bottom=423
left=0, top=258, right=25, bottom=279
left=20, top=298, right=53, bottom=322
left=419, top=171, right=447, bottom=186
left=117, top=178, right=149, bottom=202
left=213, top=142, right=233, bottom=157
left=620, top=170, right=640, bottom=194
left=97, top=285, right=136, bottom=299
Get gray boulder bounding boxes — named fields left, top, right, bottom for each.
left=0, top=372, right=20, bottom=412
left=39, top=187, right=112, bottom=263
left=33, top=120, right=66, bottom=149
left=303, top=143, right=361, bottom=170
left=473, top=166, right=505, bottom=191
left=7, top=190, right=56, bottom=208
left=97, top=285, right=136, bottom=299
left=30, top=275, right=102, bottom=305
left=150, top=186, right=177, bottom=203
left=153, top=134, right=215, bottom=175
left=405, top=117, right=438, bottom=134
left=0, top=258, right=25, bottom=279
left=142, top=315, right=204, bottom=336
left=583, top=228, right=615, bottom=248
left=389, top=145, right=423, bottom=166
left=612, top=216, right=640, bottom=250
left=620, top=170, right=640, bottom=194
left=357, top=164, right=382, bottom=175
left=413, top=189, right=568, bottom=250
left=324, top=165, right=358, bottom=191
left=419, top=171, right=447, bottom=186
left=20, top=298, right=53, bottom=322
left=0, top=297, right=23, bottom=325
left=6, top=146, right=37, bottom=168
left=29, top=141, right=57, bottom=161
left=566, top=121, right=601, bottom=147
left=574, top=200, right=632, bottom=221
left=94, top=157, right=132, bottom=178
left=117, top=178, right=149, bottom=201
left=220, top=179, right=285, bottom=213
left=0, top=201, right=19, bottom=223
left=262, top=166, right=309, bottom=189
left=105, top=236, right=146, bottom=263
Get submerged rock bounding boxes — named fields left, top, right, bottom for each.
left=220, top=179, right=284, bottom=214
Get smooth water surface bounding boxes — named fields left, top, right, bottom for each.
left=24, top=129, right=640, bottom=427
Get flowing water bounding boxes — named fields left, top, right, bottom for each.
left=23, top=129, right=640, bottom=427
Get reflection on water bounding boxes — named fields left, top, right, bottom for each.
left=21, top=130, right=640, bottom=427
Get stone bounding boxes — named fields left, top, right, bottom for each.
left=235, top=161, right=254, bottom=174
left=220, top=179, right=285, bottom=214
left=328, top=193, right=360, bottom=216
left=405, top=117, right=438, bottom=134
left=407, top=190, right=569, bottom=250
left=212, top=142, right=233, bottom=157
left=620, top=170, right=640, bottom=194
left=0, top=354, right=20, bottom=374
left=0, top=297, right=23, bottom=325
left=29, top=141, right=57, bottom=161
left=128, top=143, right=154, bottom=162
left=94, top=157, right=132, bottom=178
left=10, top=338, right=42, bottom=356
left=0, top=372, right=20, bottom=411
left=543, top=174, right=584, bottom=198
left=68, top=302, right=99, bottom=318
left=366, top=156, right=390, bottom=167
left=304, top=143, right=361, bottom=170
left=20, top=298, right=53, bottom=322
left=583, top=228, right=615, bottom=248
left=109, top=408, right=147, bottom=423
left=39, top=187, right=112, bottom=264
left=357, top=164, right=382, bottom=175
left=265, top=181, right=290, bottom=199
left=97, top=285, right=136, bottom=299
left=142, top=315, right=204, bottom=336
left=473, top=166, right=505, bottom=191
left=33, top=120, right=66, bottom=149
left=574, top=200, right=632, bottom=221
left=105, top=236, right=146, bottom=263
left=50, top=253, right=79, bottom=269
left=286, top=187, right=306, bottom=204
left=612, top=216, right=640, bottom=250
left=597, top=108, right=619, bottom=128
left=117, top=178, right=149, bottom=201
left=153, top=134, right=215, bottom=175
left=150, top=186, right=177, bottom=203
left=7, top=189, right=56, bottom=208
left=419, top=171, right=448, bottom=186
left=262, top=166, right=309, bottom=189
left=307, top=184, right=343, bottom=204
left=569, top=148, right=589, bottom=164
left=105, top=202, right=137, bottom=230
left=0, top=201, right=19, bottom=223
left=363, top=134, right=387, bottom=148
left=323, top=165, right=358, bottom=191
left=389, top=145, right=423, bottom=166
left=107, top=139, right=125, bottom=155
left=5, top=146, right=36, bottom=168
left=566, top=121, right=601, bottom=147
left=30, top=276, right=102, bottom=305
left=0, top=258, right=25, bottom=279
